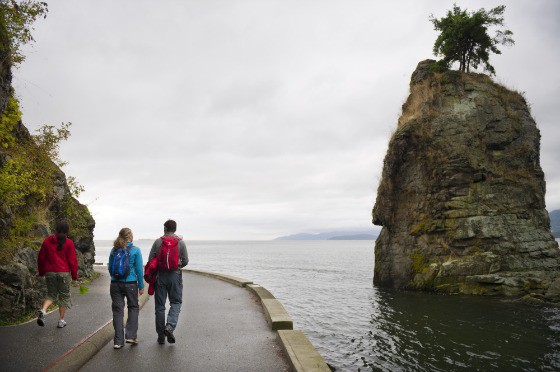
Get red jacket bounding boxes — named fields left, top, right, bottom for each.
left=144, top=257, right=158, bottom=295
left=38, top=235, right=79, bottom=281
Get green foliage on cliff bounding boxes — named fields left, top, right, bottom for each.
left=0, top=97, right=80, bottom=209
left=430, top=4, right=514, bottom=75
left=34, top=121, right=71, bottom=167
left=0, top=0, right=48, bottom=65
left=0, top=94, right=19, bottom=147
left=0, top=96, right=33, bottom=210
left=0, top=155, right=36, bottom=207
left=0, top=94, right=87, bottom=260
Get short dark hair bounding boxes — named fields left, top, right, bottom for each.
left=164, top=219, right=177, bottom=233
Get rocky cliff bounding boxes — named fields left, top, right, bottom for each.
left=0, top=20, right=95, bottom=322
left=372, top=60, right=560, bottom=302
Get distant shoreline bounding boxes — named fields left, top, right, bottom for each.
left=94, top=236, right=379, bottom=243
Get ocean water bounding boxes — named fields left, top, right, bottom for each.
left=95, top=239, right=560, bottom=371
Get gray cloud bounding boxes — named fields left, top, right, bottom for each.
left=12, top=0, right=560, bottom=239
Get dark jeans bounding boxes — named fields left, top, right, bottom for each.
left=155, top=270, right=183, bottom=336
left=110, top=282, right=139, bottom=345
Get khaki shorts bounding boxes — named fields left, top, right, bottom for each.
left=45, top=272, right=72, bottom=308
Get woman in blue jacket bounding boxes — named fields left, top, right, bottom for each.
left=108, top=227, right=144, bottom=349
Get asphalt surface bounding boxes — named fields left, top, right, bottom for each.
left=81, top=272, right=290, bottom=372
left=0, top=265, right=113, bottom=371
left=0, top=267, right=290, bottom=371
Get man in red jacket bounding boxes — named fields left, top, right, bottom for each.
left=37, top=220, right=78, bottom=328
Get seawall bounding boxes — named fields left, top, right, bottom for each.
left=185, top=268, right=331, bottom=372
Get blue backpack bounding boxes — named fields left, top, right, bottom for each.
left=110, top=247, right=131, bottom=279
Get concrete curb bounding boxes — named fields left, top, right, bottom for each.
left=247, top=283, right=275, bottom=300
left=261, top=299, right=293, bottom=331
left=45, top=284, right=150, bottom=372
left=278, top=330, right=331, bottom=372
left=247, top=283, right=293, bottom=330
left=185, top=268, right=253, bottom=287
left=185, top=268, right=330, bottom=372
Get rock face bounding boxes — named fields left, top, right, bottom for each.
left=372, top=60, right=560, bottom=301
left=0, top=21, right=96, bottom=322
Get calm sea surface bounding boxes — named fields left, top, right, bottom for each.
left=95, top=239, right=560, bottom=371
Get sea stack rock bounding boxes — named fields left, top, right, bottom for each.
left=372, top=60, right=560, bottom=302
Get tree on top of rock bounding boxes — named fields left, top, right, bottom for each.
left=430, top=4, right=514, bottom=75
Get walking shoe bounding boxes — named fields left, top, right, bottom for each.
left=164, top=326, right=175, bottom=344
left=113, top=344, right=123, bottom=349
left=126, top=338, right=138, bottom=345
left=37, top=310, right=45, bottom=327
left=57, top=319, right=67, bottom=328
left=157, top=336, right=165, bottom=344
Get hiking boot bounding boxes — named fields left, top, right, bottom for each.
left=113, top=344, right=123, bottom=349
left=37, top=310, right=45, bottom=327
left=126, top=338, right=138, bottom=345
left=157, top=335, right=165, bottom=344
left=57, top=319, right=67, bottom=328
left=164, top=326, right=175, bottom=344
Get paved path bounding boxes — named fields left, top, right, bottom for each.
left=0, top=267, right=290, bottom=371
left=82, top=272, right=289, bottom=372
left=0, top=266, right=113, bottom=371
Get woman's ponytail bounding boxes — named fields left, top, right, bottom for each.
left=113, top=227, right=132, bottom=252
left=55, top=220, right=70, bottom=251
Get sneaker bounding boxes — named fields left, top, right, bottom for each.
left=164, top=326, right=175, bottom=344
left=57, top=319, right=67, bottom=328
left=37, top=310, right=45, bottom=327
left=157, top=336, right=165, bottom=345
left=113, top=344, right=123, bottom=349
left=125, top=338, right=138, bottom=345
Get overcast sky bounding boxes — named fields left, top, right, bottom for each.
left=12, top=0, right=560, bottom=240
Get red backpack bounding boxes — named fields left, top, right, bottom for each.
left=157, top=236, right=180, bottom=271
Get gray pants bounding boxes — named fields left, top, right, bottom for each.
left=155, top=270, right=183, bottom=336
left=110, top=282, right=139, bottom=345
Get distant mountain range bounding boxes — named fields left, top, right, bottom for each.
left=274, top=230, right=378, bottom=241
left=272, top=210, right=560, bottom=240
left=551, top=209, right=560, bottom=238
left=327, top=234, right=376, bottom=240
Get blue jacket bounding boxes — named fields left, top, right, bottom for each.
left=108, top=242, right=144, bottom=290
